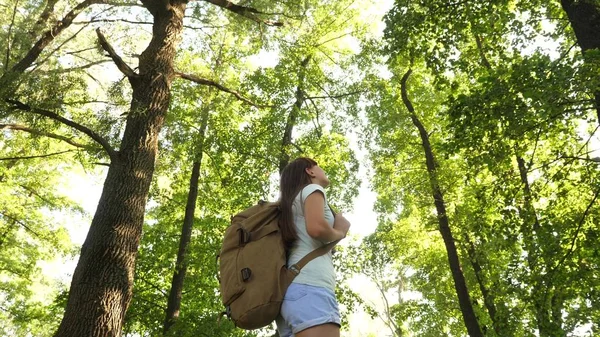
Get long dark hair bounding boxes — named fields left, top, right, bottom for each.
left=279, top=157, right=318, bottom=251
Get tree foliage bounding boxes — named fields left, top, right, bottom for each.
left=1, top=0, right=599, bottom=336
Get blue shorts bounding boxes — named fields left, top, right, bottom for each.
left=276, top=283, right=341, bottom=336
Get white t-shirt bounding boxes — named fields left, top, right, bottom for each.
left=287, top=184, right=336, bottom=291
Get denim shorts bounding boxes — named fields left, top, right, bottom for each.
left=276, top=282, right=341, bottom=336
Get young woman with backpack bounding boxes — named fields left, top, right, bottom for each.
left=276, top=157, right=352, bottom=337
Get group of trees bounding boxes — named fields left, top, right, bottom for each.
left=0, top=0, right=597, bottom=336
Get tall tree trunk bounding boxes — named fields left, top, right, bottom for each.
left=54, top=2, right=187, bottom=336
left=279, top=56, right=311, bottom=173
left=516, top=156, right=565, bottom=337
left=560, top=0, right=600, bottom=125
left=163, top=107, right=209, bottom=335
left=462, top=233, right=509, bottom=336
left=400, top=69, right=483, bottom=337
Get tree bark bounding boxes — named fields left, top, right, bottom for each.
left=54, top=2, right=188, bottom=336
left=560, top=0, right=600, bottom=125
left=163, top=107, right=209, bottom=335
left=400, top=69, right=483, bottom=337
left=279, top=56, right=311, bottom=173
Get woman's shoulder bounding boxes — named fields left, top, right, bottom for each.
left=300, top=184, right=326, bottom=201
left=302, top=183, right=325, bottom=193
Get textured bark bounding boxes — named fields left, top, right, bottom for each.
left=54, top=2, right=188, bottom=336
left=278, top=56, right=311, bottom=173
left=560, top=0, right=600, bottom=124
left=400, top=69, right=483, bottom=337
left=163, top=108, right=209, bottom=335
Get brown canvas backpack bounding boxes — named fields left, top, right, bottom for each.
left=218, top=200, right=337, bottom=330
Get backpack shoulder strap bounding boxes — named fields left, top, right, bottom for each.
left=288, top=239, right=340, bottom=275
left=290, top=185, right=339, bottom=275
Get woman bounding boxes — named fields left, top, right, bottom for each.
left=277, top=157, right=351, bottom=337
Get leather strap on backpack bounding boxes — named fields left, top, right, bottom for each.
left=288, top=186, right=340, bottom=275
left=288, top=239, right=340, bottom=275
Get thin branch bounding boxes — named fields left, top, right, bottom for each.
left=290, top=142, right=304, bottom=153
left=6, top=99, right=117, bottom=160
left=95, top=28, right=138, bottom=79
left=306, top=97, right=322, bottom=137
left=18, top=184, right=57, bottom=206
left=0, top=212, right=40, bottom=238
left=559, top=155, right=600, bottom=162
left=1, top=123, right=93, bottom=149
left=75, top=18, right=224, bottom=31
left=137, top=275, right=168, bottom=297
left=4, top=0, right=19, bottom=72
left=551, top=187, right=600, bottom=274
left=137, top=296, right=167, bottom=312
left=306, top=90, right=364, bottom=100
left=65, top=47, right=98, bottom=55
left=174, top=72, right=266, bottom=107
left=314, top=31, right=355, bottom=48
left=74, top=18, right=153, bottom=25
left=31, top=22, right=91, bottom=73
left=41, top=60, right=112, bottom=74
left=529, top=149, right=600, bottom=171
left=0, top=150, right=76, bottom=161
left=59, top=99, right=120, bottom=106
left=202, top=0, right=283, bottom=26
left=105, top=1, right=146, bottom=8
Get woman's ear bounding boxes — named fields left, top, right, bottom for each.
left=305, top=167, right=314, bottom=177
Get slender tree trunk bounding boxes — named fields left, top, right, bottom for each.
left=516, top=156, right=565, bottom=337
left=54, top=2, right=187, bottom=336
left=560, top=0, right=600, bottom=125
left=400, top=69, right=483, bottom=337
left=163, top=108, right=209, bottom=335
left=462, top=233, right=509, bottom=336
left=279, top=56, right=311, bottom=173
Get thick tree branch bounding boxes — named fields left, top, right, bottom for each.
left=202, top=0, right=283, bottom=26
left=96, top=28, right=138, bottom=79
left=3, top=0, right=106, bottom=77
left=1, top=123, right=94, bottom=149
left=34, top=0, right=59, bottom=31
left=5, top=99, right=117, bottom=160
left=174, top=72, right=265, bottom=107
left=4, top=0, right=19, bottom=72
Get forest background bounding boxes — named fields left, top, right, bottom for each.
left=0, top=0, right=599, bottom=336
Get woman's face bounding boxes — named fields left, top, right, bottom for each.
left=306, top=165, right=329, bottom=188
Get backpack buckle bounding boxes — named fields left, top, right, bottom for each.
left=241, top=268, right=252, bottom=281
left=288, top=264, right=300, bottom=276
